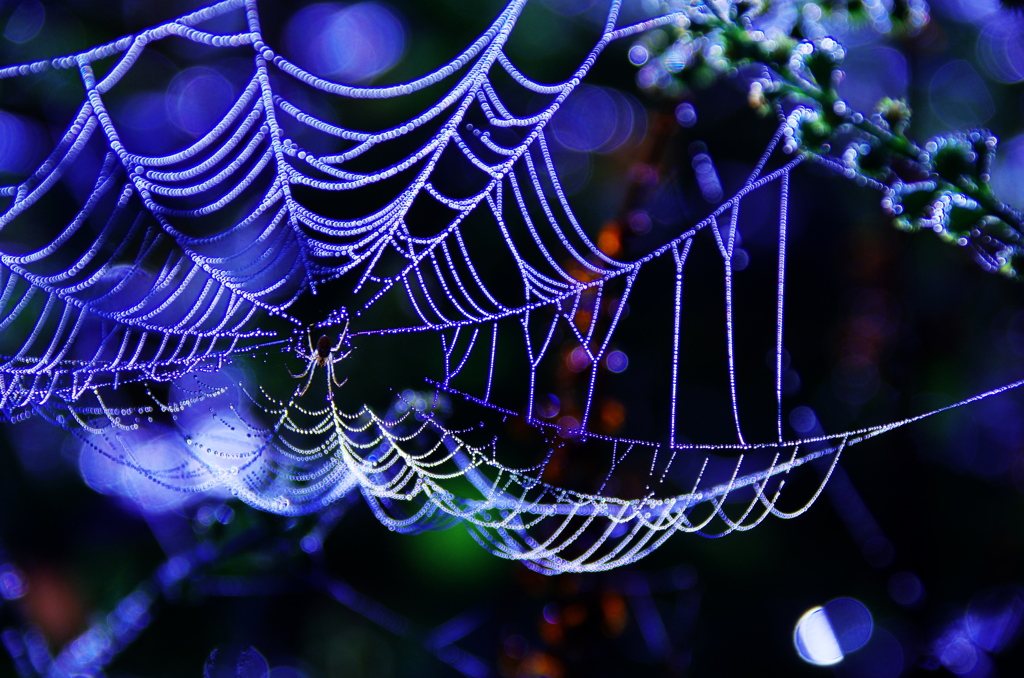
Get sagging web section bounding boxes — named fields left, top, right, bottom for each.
left=4, top=0, right=1024, bottom=573
left=67, top=105, right=1014, bottom=575
left=0, top=0, right=684, bottom=408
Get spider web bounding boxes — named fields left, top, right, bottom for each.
left=2, top=0, right=1022, bottom=573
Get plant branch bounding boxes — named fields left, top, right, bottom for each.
left=640, top=1, right=1024, bottom=279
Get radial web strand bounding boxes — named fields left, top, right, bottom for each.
left=2, top=0, right=1023, bottom=573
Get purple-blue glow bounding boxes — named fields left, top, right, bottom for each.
left=0, top=0, right=1023, bottom=584
left=567, top=346, right=591, bottom=372
left=888, top=571, right=925, bottom=608
left=2, top=1, right=44, bottom=44
left=111, top=91, right=177, bottom=154
left=840, top=46, right=908, bottom=113
left=841, top=627, right=904, bottom=678
left=4, top=416, right=68, bottom=478
left=930, top=61, right=994, bottom=129
left=795, top=607, right=843, bottom=665
left=167, top=67, right=235, bottom=137
left=283, top=3, right=406, bottom=84
left=966, top=589, right=1024, bottom=653
left=826, top=598, right=873, bottom=654
left=548, top=141, right=593, bottom=194
left=77, top=424, right=209, bottom=514
left=0, top=564, right=26, bottom=601
left=794, top=598, right=873, bottom=666
left=537, top=394, right=560, bottom=419
left=674, top=101, right=696, bottom=128
left=789, top=406, right=817, bottom=434
left=300, top=535, right=322, bottom=554
left=0, top=111, right=44, bottom=175
left=557, top=415, right=580, bottom=434
left=628, top=44, right=649, bottom=66
left=931, top=0, right=1004, bottom=25
left=990, top=133, right=1024, bottom=209
left=672, top=564, right=697, bottom=589
left=929, top=589, right=1024, bottom=677
left=75, top=369, right=276, bottom=513
left=551, top=85, right=645, bottom=154
left=690, top=150, right=722, bottom=203
left=205, top=646, right=270, bottom=678
left=627, top=209, right=652, bottom=234
left=936, top=632, right=985, bottom=676
left=977, top=15, right=1024, bottom=83
left=606, top=350, right=628, bottom=373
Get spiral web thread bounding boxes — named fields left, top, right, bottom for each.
left=3, top=0, right=1024, bottom=573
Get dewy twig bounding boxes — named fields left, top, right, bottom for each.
left=639, top=0, right=1024, bottom=279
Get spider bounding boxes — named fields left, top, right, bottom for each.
left=289, top=321, right=352, bottom=398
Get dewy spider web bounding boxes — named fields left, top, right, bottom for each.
left=2, top=0, right=1023, bottom=573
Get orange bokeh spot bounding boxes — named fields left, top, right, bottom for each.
left=601, top=592, right=629, bottom=637
left=519, top=652, right=565, bottom=678
left=600, top=399, right=626, bottom=433
left=566, top=261, right=598, bottom=283
left=23, top=564, right=88, bottom=646
left=563, top=603, right=588, bottom=627
left=539, top=619, right=564, bottom=646
left=597, top=222, right=622, bottom=257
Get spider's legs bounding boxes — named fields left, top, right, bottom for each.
left=288, top=328, right=317, bottom=378
left=329, top=358, right=347, bottom=389
left=324, top=362, right=348, bottom=398
left=288, top=360, right=313, bottom=380
left=296, top=363, right=318, bottom=397
left=331, top=319, right=350, bottom=353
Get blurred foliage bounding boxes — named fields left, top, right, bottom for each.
left=2, top=1, right=1024, bottom=677
left=637, top=0, right=1024, bottom=280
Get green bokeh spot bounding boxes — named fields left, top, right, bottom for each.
left=401, top=525, right=504, bottom=585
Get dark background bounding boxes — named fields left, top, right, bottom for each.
left=1, top=0, right=1024, bottom=676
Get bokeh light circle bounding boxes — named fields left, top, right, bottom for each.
left=0, top=111, right=44, bottom=175
left=965, top=588, right=1024, bottom=652
left=842, top=627, right=905, bottom=678
left=550, top=85, right=645, bottom=154
left=977, top=17, right=1024, bottom=83
left=795, top=607, right=843, bottom=665
left=931, top=0, right=1001, bottom=25
left=167, top=67, right=235, bottom=137
left=930, top=61, right=994, bottom=129
left=78, top=425, right=197, bottom=513
left=840, top=46, right=908, bottom=113
left=939, top=636, right=979, bottom=675
left=675, top=101, right=696, bottom=127
left=990, top=132, right=1024, bottom=209
left=606, top=350, right=629, bottom=373
left=2, top=0, right=45, bottom=44
left=826, top=597, right=873, bottom=653
left=794, top=598, right=873, bottom=666
left=789, top=406, right=817, bottom=434
left=283, top=2, right=406, bottom=83
left=888, top=571, right=925, bottom=607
